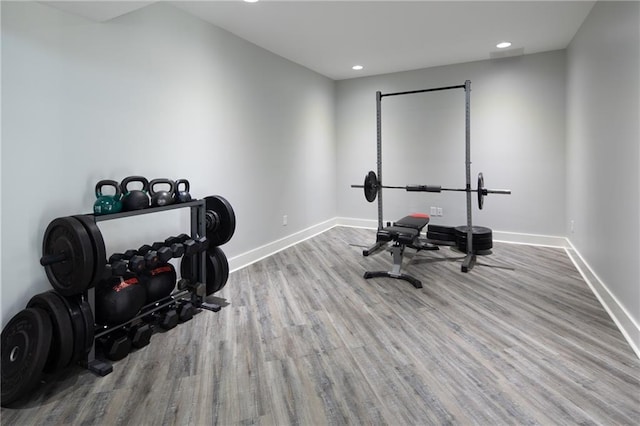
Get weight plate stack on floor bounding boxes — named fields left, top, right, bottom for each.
left=454, top=225, right=493, bottom=253
left=1, top=308, right=53, bottom=406
left=26, top=291, right=74, bottom=374
left=204, top=195, right=236, bottom=247
left=426, top=224, right=457, bottom=243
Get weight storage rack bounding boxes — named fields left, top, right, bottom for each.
left=86, top=199, right=211, bottom=376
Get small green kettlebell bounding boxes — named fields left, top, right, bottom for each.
left=94, top=180, right=123, bottom=215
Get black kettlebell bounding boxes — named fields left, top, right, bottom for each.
left=95, top=273, right=147, bottom=325
left=120, top=176, right=150, bottom=211
left=149, top=179, right=175, bottom=207
left=94, top=180, right=123, bottom=215
left=175, top=179, right=192, bottom=203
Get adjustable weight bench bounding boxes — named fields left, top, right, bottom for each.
left=363, top=213, right=438, bottom=289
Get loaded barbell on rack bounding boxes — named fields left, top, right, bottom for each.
left=351, top=170, right=511, bottom=209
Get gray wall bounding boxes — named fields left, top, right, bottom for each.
left=566, top=1, right=640, bottom=325
left=336, top=51, right=567, bottom=235
left=1, top=2, right=336, bottom=326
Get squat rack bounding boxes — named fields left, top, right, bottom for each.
left=370, top=80, right=477, bottom=272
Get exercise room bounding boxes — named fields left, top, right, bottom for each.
left=1, top=1, right=638, bottom=424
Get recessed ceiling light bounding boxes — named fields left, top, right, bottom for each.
left=244, top=0, right=259, bottom=3
left=352, top=65, right=364, bottom=71
left=496, top=41, right=512, bottom=49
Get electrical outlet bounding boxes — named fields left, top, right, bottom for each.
left=283, top=215, right=288, bottom=226
left=430, top=207, right=437, bottom=216
left=437, top=207, right=443, bottom=217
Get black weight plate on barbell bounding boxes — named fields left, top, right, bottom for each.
left=364, top=171, right=378, bottom=203
left=73, top=215, right=106, bottom=288
left=1, top=307, right=53, bottom=406
left=456, top=238, right=493, bottom=253
left=477, top=173, right=485, bottom=210
left=210, top=247, right=229, bottom=294
left=26, top=291, right=74, bottom=374
left=42, top=217, right=95, bottom=296
left=205, top=195, right=236, bottom=246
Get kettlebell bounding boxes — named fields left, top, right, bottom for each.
left=175, top=179, right=192, bottom=203
left=94, top=180, right=123, bottom=215
left=149, top=179, right=175, bottom=207
left=120, top=176, right=150, bottom=211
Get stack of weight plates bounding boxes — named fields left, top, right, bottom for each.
left=454, top=226, right=493, bottom=254
left=426, top=224, right=457, bottom=244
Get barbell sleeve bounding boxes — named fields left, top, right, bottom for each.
left=40, top=253, right=68, bottom=266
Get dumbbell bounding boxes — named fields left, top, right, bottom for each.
left=108, top=252, right=146, bottom=275
left=145, top=307, right=179, bottom=330
left=97, top=330, right=132, bottom=361
left=136, top=245, right=161, bottom=270
left=128, top=323, right=152, bottom=349
left=177, top=301, right=196, bottom=322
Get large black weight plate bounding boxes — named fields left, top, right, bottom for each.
left=455, top=225, right=493, bottom=252
left=73, top=215, right=106, bottom=288
left=42, top=217, right=95, bottom=296
left=180, top=252, right=219, bottom=296
left=210, top=247, right=229, bottom=294
left=77, top=297, right=95, bottom=355
left=205, top=196, right=236, bottom=246
left=26, top=291, right=74, bottom=373
left=1, top=307, right=53, bottom=406
left=364, top=171, right=378, bottom=203
left=427, top=224, right=456, bottom=236
left=477, top=173, right=485, bottom=210
left=57, top=295, right=88, bottom=365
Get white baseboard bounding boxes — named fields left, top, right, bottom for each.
left=565, top=241, right=640, bottom=359
left=492, top=231, right=569, bottom=248
left=228, top=218, right=337, bottom=273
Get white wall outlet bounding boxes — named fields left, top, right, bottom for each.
left=430, top=207, right=437, bottom=216
left=437, top=207, right=443, bottom=216
left=283, top=215, right=288, bottom=226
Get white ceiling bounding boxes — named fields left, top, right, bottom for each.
left=42, top=1, right=596, bottom=80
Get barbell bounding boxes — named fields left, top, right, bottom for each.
left=351, top=170, right=511, bottom=209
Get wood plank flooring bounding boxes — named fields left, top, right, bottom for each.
left=2, top=226, right=639, bottom=425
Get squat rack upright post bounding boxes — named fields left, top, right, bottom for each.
left=367, top=80, right=477, bottom=272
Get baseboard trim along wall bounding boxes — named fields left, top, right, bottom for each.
left=228, top=218, right=338, bottom=273
left=228, top=217, right=638, bottom=359
left=564, top=241, right=640, bottom=359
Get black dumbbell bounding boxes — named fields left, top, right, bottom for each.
left=109, top=253, right=146, bottom=274
left=137, top=245, right=160, bottom=269
left=98, top=330, right=132, bottom=361
left=128, top=323, right=152, bottom=349
left=156, top=308, right=179, bottom=330
left=178, top=301, right=195, bottom=322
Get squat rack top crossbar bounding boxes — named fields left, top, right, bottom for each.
left=380, top=84, right=466, bottom=98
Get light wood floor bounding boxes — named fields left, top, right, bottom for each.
left=2, top=226, right=639, bottom=425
